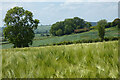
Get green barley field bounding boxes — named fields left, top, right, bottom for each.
left=2, top=41, right=118, bottom=78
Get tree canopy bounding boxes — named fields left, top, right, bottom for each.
left=112, top=18, right=120, bottom=28
left=97, top=19, right=107, bottom=41
left=3, top=6, right=39, bottom=48
left=50, top=17, right=91, bottom=36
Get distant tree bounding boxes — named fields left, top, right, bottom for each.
left=97, top=19, right=107, bottom=41
left=50, top=22, right=59, bottom=36
left=112, top=18, right=120, bottom=28
left=50, top=21, right=64, bottom=36
left=56, top=29, right=63, bottom=36
left=46, top=30, right=48, bottom=33
left=86, top=22, right=92, bottom=29
left=73, top=17, right=86, bottom=29
left=105, top=22, right=111, bottom=28
left=3, top=6, right=39, bottom=48
left=64, top=25, right=74, bottom=34
left=50, top=17, right=91, bottom=36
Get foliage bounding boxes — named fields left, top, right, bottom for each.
left=50, top=21, right=64, bottom=36
left=85, top=22, right=92, bottom=28
left=56, top=29, right=63, bottom=36
left=64, top=25, right=74, bottom=34
left=2, top=41, right=118, bottom=78
left=105, top=22, right=112, bottom=28
left=3, top=6, right=39, bottom=48
left=112, top=18, right=120, bottom=28
left=50, top=17, right=92, bottom=36
left=97, top=19, right=107, bottom=41
left=72, top=17, right=86, bottom=29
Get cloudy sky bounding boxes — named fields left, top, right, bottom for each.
left=0, top=0, right=119, bottom=26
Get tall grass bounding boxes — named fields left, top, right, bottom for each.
left=2, top=41, right=118, bottom=78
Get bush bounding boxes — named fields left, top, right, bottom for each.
left=111, top=37, right=118, bottom=41
left=92, top=38, right=101, bottom=42
left=104, top=37, right=110, bottom=41
left=51, top=37, right=118, bottom=46
left=55, top=41, right=73, bottom=45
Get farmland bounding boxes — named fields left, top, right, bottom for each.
left=2, top=41, right=118, bottom=78
left=2, top=27, right=118, bottom=49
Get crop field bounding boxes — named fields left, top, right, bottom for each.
left=2, top=27, right=118, bottom=49
left=2, top=41, right=118, bottom=78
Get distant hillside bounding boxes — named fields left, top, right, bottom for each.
left=0, top=27, right=4, bottom=37
left=34, top=25, right=51, bottom=34
left=2, top=27, right=118, bottom=49
left=90, top=22, right=97, bottom=26
left=34, top=22, right=97, bottom=34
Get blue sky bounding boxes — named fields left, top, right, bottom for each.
left=0, top=1, right=118, bottom=26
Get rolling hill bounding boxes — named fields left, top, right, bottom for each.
left=2, top=27, right=118, bottom=49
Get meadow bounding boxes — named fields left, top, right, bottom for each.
left=2, top=41, right=118, bottom=78
left=2, top=27, right=118, bottom=49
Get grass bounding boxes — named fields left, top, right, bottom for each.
left=1, top=27, right=118, bottom=49
left=31, top=27, right=118, bottom=47
left=34, top=25, right=51, bottom=33
left=2, top=41, right=118, bottom=78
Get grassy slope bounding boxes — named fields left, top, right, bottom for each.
left=2, top=27, right=118, bottom=49
left=31, top=27, right=118, bottom=47
left=2, top=41, right=118, bottom=78
left=34, top=25, right=51, bottom=33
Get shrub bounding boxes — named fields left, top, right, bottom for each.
left=111, top=37, right=118, bottom=41
left=51, top=37, right=118, bottom=46
left=104, top=37, right=110, bottom=41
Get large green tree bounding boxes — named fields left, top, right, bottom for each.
left=97, top=19, right=107, bottom=41
left=50, top=21, right=64, bottom=36
left=3, top=6, right=39, bottom=48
